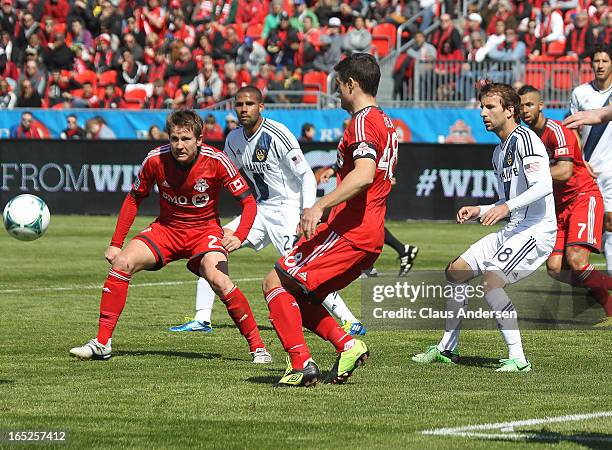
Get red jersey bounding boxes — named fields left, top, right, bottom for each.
left=539, top=118, right=600, bottom=208
left=327, top=106, right=398, bottom=253
left=132, top=144, right=250, bottom=227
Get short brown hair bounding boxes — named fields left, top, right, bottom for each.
left=479, top=81, right=521, bottom=124
left=334, top=53, right=380, bottom=97
left=165, top=110, right=203, bottom=138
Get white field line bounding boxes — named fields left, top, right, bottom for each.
left=422, top=411, right=612, bottom=443
left=0, top=277, right=262, bottom=294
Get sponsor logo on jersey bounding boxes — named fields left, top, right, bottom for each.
left=297, top=272, right=307, bottom=281
left=161, top=191, right=209, bottom=207
left=194, top=178, right=209, bottom=192
left=160, top=180, right=170, bottom=188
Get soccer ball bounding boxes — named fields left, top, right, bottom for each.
left=3, top=194, right=50, bottom=241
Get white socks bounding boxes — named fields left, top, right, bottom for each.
left=322, top=291, right=358, bottom=324
left=194, top=277, right=215, bottom=323
left=438, top=283, right=468, bottom=352
left=485, top=287, right=526, bottom=364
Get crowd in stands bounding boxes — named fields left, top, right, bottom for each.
left=0, top=0, right=610, bottom=112
left=393, top=0, right=612, bottom=101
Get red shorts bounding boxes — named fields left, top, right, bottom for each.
left=134, top=220, right=227, bottom=275
left=275, top=223, right=380, bottom=301
left=553, top=192, right=604, bottom=255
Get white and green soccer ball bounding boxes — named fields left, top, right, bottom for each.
left=3, top=194, right=50, bottom=241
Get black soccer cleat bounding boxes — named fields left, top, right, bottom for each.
left=273, top=360, right=320, bottom=388
left=399, top=245, right=419, bottom=276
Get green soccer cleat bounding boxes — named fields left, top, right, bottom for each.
left=325, top=339, right=369, bottom=384
left=495, top=358, right=532, bottom=372
left=411, top=345, right=459, bottom=364
left=273, top=357, right=320, bottom=388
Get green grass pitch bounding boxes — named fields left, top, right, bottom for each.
left=1, top=216, right=611, bottom=449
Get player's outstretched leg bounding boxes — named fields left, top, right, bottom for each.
left=321, top=291, right=367, bottom=336
left=201, top=252, right=271, bottom=363
left=297, top=298, right=369, bottom=384
left=384, top=227, right=418, bottom=276
left=169, top=277, right=214, bottom=332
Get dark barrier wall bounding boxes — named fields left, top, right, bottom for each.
left=1, top=140, right=496, bottom=220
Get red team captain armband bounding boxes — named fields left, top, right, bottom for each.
left=350, top=141, right=378, bottom=160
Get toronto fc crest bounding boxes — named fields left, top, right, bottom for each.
left=194, top=178, right=209, bottom=192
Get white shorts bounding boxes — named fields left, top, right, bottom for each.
left=224, top=205, right=300, bottom=255
left=596, top=172, right=612, bottom=212
left=460, top=226, right=556, bottom=284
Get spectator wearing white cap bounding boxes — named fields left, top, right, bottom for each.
left=327, top=17, right=344, bottom=54
left=224, top=113, right=238, bottom=138
left=463, top=13, right=486, bottom=52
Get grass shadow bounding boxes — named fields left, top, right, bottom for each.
left=0, top=380, right=15, bottom=385
left=457, top=356, right=501, bottom=368
left=485, top=431, right=612, bottom=449
left=112, top=350, right=243, bottom=361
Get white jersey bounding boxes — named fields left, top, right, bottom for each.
left=569, top=81, right=612, bottom=174
left=491, top=125, right=556, bottom=231
left=224, top=117, right=313, bottom=209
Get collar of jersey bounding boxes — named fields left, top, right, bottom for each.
left=351, top=105, right=379, bottom=117
left=243, top=117, right=266, bottom=142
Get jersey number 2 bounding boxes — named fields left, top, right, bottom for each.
left=378, top=131, right=398, bottom=180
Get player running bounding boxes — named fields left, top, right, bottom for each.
left=168, top=86, right=367, bottom=337
left=413, top=82, right=556, bottom=372
left=70, top=110, right=271, bottom=362
left=262, top=53, right=398, bottom=387
left=519, top=85, right=612, bottom=324
left=569, top=46, right=612, bottom=276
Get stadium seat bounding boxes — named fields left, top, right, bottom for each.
left=545, top=39, right=566, bottom=56
left=97, top=70, right=117, bottom=87
left=371, top=23, right=396, bottom=58
left=552, top=55, right=578, bottom=92
left=580, top=63, right=593, bottom=84
left=302, top=70, right=328, bottom=104
left=73, top=70, right=97, bottom=88
left=122, top=101, right=143, bottom=110
left=124, top=88, right=147, bottom=106
left=524, top=64, right=546, bottom=90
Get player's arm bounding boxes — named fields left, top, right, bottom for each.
left=550, top=160, right=573, bottom=182
left=301, top=157, right=375, bottom=239
left=459, top=161, right=505, bottom=224
left=107, top=158, right=153, bottom=262
left=484, top=140, right=552, bottom=226
left=282, top=144, right=317, bottom=210
left=220, top=157, right=257, bottom=252
left=549, top=126, right=575, bottom=182
left=563, top=105, right=612, bottom=128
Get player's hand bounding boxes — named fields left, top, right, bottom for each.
left=318, top=167, right=335, bottom=184
left=481, top=204, right=510, bottom=226
left=584, top=161, right=597, bottom=179
left=221, top=235, right=242, bottom=252
left=301, top=204, right=323, bottom=240
left=105, top=246, right=122, bottom=264
left=563, top=109, right=603, bottom=128
left=456, top=206, right=480, bottom=224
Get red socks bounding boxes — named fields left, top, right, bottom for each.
left=97, top=269, right=131, bottom=346
left=576, top=264, right=612, bottom=316
left=221, top=286, right=265, bottom=352
left=297, top=299, right=354, bottom=353
left=265, top=287, right=311, bottom=369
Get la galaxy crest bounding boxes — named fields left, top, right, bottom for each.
left=505, top=150, right=514, bottom=166
left=255, top=147, right=267, bottom=162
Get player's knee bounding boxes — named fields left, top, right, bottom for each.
left=262, top=270, right=281, bottom=293
left=111, top=254, right=134, bottom=275
left=481, top=270, right=506, bottom=294
left=605, top=215, right=612, bottom=232
left=445, top=259, right=471, bottom=283
left=206, top=272, right=233, bottom=296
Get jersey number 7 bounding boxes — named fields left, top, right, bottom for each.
left=378, top=131, right=398, bottom=180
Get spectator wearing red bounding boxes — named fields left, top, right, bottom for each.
left=202, top=114, right=224, bottom=141
left=514, top=0, right=534, bottom=26
left=197, top=18, right=224, bottom=53
left=100, top=84, right=123, bottom=109
left=71, top=44, right=93, bottom=73
left=0, top=0, right=18, bottom=37
left=519, top=19, right=543, bottom=60
left=296, top=15, right=320, bottom=69
left=43, top=0, right=70, bottom=24
left=93, top=33, right=118, bottom=73
left=540, top=1, right=565, bottom=52
left=134, top=0, right=167, bottom=39
left=235, top=0, right=266, bottom=31
left=463, top=13, right=486, bottom=52
left=222, top=79, right=239, bottom=100
left=431, top=14, right=462, bottom=54
left=144, top=79, right=169, bottom=109
left=10, top=111, right=46, bottom=138
left=483, top=0, right=517, bottom=37
left=218, top=26, right=241, bottom=61
left=118, top=49, right=146, bottom=88
left=192, top=34, right=213, bottom=70
left=44, top=69, right=80, bottom=107
left=266, top=12, right=301, bottom=68
left=183, top=55, right=223, bottom=107
left=566, top=11, right=595, bottom=60
left=171, top=13, right=196, bottom=48
left=60, top=114, right=86, bottom=139
left=146, top=48, right=168, bottom=83
left=192, top=0, right=237, bottom=26
left=143, top=32, right=162, bottom=66
left=72, top=81, right=100, bottom=108
left=222, top=60, right=250, bottom=87
left=589, top=0, right=608, bottom=26
left=252, top=63, right=273, bottom=93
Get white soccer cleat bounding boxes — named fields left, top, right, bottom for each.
left=70, top=338, right=112, bottom=360
left=251, top=348, right=272, bottom=364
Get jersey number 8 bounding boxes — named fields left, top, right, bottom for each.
left=378, top=131, right=398, bottom=180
